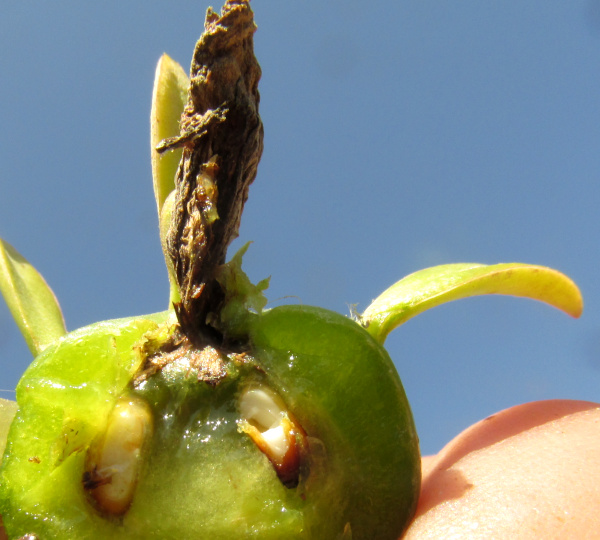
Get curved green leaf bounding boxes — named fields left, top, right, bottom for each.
left=150, top=53, right=189, bottom=216
left=0, top=239, right=66, bottom=356
left=361, top=263, right=583, bottom=344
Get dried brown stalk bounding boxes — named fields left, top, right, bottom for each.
left=158, top=0, right=263, bottom=344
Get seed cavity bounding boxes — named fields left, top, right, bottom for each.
left=238, top=387, right=306, bottom=487
left=83, top=395, right=152, bottom=516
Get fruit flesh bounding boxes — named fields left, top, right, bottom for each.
left=128, top=356, right=307, bottom=539
left=0, top=314, right=304, bottom=538
left=0, top=305, right=419, bottom=539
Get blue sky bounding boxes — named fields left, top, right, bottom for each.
left=1, top=1, right=600, bottom=455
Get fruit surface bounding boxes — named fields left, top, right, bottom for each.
left=0, top=315, right=167, bottom=539
left=0, top=306, right=419, bottom=539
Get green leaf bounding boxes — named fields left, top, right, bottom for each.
left=150, top=53, right=189, bottom=216
left=150, top=54, right=188, bottom=307
left=361, top=263, right=583, bottom=344
left=0, top=239, right=66, bottom=356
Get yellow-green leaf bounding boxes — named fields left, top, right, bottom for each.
left=0, top=239, right=66, bottom=356
left=150, top=53, right=189, bottom=215
left=361, top=263, right=583, bottom=344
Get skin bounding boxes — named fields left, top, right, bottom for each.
left=403, top=399, right=600, bottom=539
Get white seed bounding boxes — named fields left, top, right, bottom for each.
left=240, top=387, right=285, bottom=427
left=260, top=424, right=288, bottom=462
left=84, top=396, right=152, bottom=516
left=238, top=386, right=305, bottom=487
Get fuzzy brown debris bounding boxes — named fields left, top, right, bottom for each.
left=159, top=0, right=263, bottom=343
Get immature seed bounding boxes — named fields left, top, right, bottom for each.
left=238, top=387, right=306, bottom=487
left=84, top=396, right=152, bottom=516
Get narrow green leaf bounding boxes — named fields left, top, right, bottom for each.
left=0, top=239, right=66, bottom=356
left=0, top=398, right=18, bottom=465
left=150, top=53, right=189, bottom=216
left=361, top=263, right=583, bottom=344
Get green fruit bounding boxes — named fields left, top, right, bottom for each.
left=0, top=304, right=418, bottom=539
left=249, top=305, right=419, bottom=538
left=0, top=2, right=583, bottom=539
left=0, top=399, right=17, bottom=464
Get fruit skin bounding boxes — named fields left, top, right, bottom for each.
left=250, top=305, right=420, bottom=539
left=0, top=400, right=17, bottom=462
left=0, top=305, right=419, bottom=540
left=0, top=314, right=169, bottom=540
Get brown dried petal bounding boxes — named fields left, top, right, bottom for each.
left=165, top=0, right=263, bottom=343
